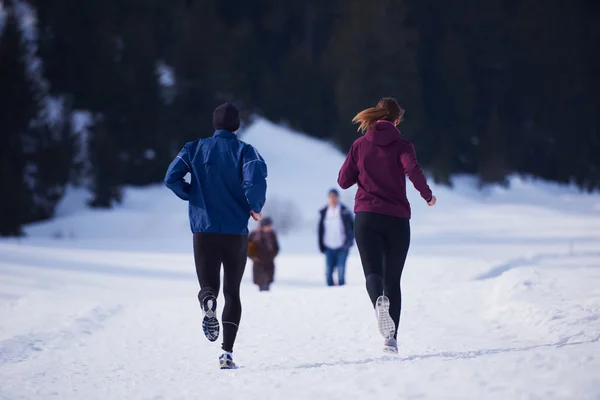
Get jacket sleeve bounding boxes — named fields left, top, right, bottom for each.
left=318, top=209, right=326, bottom=252
left=273, top=233, right=280, bottom=257
left=337, top=145, right=359, bottom=189
left=164, top=146, right=192, bottom=201
left=242, top=145, right=268, bottom=213
left=400, top=142, right=433, bottom=202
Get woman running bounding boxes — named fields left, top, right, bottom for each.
left=337, top=97, right=436, bottom=354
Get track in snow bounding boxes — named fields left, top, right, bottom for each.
left=1, top=242, right=599, bottom=400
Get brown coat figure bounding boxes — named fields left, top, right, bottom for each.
left=248, top=218, right=279, bottom=291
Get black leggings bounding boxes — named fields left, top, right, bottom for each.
left=354, top=212, right=410, bottom=338
left=193, top=233, right=248, bottom=352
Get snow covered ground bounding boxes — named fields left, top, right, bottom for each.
left=1, top=118, right=600, bottom=399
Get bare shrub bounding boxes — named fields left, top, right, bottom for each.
left=261, top=196, right=303, bottom=236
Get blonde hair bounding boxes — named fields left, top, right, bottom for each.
left=352, top=97, right=405, bottom=134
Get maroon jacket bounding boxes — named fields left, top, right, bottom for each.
left=337, top=121, right=432, bottom=219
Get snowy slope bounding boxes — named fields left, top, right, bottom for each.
left=19, top=117, right=600, bottom=253
left=1, top=118, right=600, bottom=400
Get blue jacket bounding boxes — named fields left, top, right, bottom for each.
left=164, top=130, right=267, bottom=235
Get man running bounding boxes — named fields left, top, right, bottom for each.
left=165, top=102, right=267, bottom=369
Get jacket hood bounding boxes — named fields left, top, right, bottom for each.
left=365, top=121, right=401, bottom=146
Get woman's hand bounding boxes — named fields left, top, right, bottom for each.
left=427, top=195, right=437, bottom=207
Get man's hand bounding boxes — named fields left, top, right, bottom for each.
left=427, top=195, right=437, bottom=207
left=251, top=210, right=262, bottom=221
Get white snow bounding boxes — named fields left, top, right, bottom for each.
left=1, top=118, right=600, bottom=400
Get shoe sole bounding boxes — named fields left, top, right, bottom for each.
left=383, top=345, right=399, bottom=354
left=376, top=296, right=396, bottom=340
left=219, top=361, right=238, bottom=370
left=202, top=297, right=219, bottom=342
left=219, top=357, right=237, bottom=370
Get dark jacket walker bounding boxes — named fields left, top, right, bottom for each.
left=248, top=218, right=280, bottom=291
left=318, top=203, right=355, bottom=253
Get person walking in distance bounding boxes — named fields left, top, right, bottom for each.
left=164, top=102, right=267, bottom=369
left=318, top=189, right=354, bottom=286
left=337, top=97, right=436, bottom=354
left=248, top=217, right=280, bottom=292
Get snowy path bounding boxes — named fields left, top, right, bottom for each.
left=3, top=110, right=600, bottom=399
left=1, top=240, right=599, bottom=400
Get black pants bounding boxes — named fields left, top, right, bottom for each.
left=193, top=232, right=248, bottom=352
left=354, top=212, right=410, bottom=338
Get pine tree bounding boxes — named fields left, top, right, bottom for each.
left=168, top=0, right=225, bottom=150
left=478, top=108, right=508, bottom=186
left=33, top=0, right=125, bottom=206
left=325, top=0, right=423, bottom=152
left=111, top=2, right=168, bottom=186
left=224, top=1, right=337, bottom=140
left=25, top=107, right=78, bottom=221
left=33, top=0, right=171, bottom=200
left=511, top=0, right=596, bottom=189
left=429, top=28, right=476, bottom=184
left=0, top=7, right=37, bottom=236
left=583, top=2, right=600, bottom=191
left=87, top=117, right=122, bottom=208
